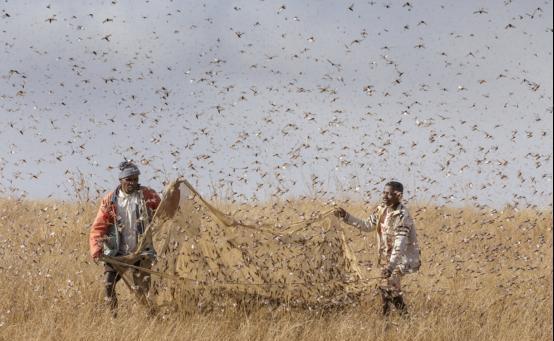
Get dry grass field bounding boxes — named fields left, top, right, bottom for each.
left=0, top=197, right=551, bottom=341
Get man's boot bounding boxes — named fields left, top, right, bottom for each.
left=105, top=283, right=118, bottom=318
left=392, top=295, right=408, bottom=316
left=380, top=289, right=392, bottom=316
left=104, top=269, right=120, bottom=318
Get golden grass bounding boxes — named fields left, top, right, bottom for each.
left=0, top=198, right=551, bottom=341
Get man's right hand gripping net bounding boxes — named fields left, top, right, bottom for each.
left=110, top=179, right=368, bottom=310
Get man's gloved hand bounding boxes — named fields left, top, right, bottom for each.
left=381, top=267, right=392, bottom=278
left=334, top=207, right=347, bottom=219
left=92, top=235, right=108, bottom=264
left=92, top=250, right=102, bottom=264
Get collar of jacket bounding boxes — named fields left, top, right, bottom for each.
left=111, top=185, right=144, bottom=204
left=377, top=203, right=405, bottom=217
left=110, top=185, right=120, bottom=204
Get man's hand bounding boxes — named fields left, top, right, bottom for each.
left=91, top=236, right=107, bottom=264
left=381, top=267, right=392, bottom=278
left=92, top=250, right=102, bottom=264
left=334, top=207, right=347, bottom=219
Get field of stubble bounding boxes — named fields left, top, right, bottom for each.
left=0, top=198, right=551, bottom=341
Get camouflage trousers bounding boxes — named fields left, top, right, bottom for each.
left=379, top=267, right=403, bottom=298
left=378, top=266, right=407, bottom=315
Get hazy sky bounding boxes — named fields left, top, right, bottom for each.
left=1, top=0, right=552, bottom=208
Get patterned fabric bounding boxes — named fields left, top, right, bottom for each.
left=116, top=190, right=150, bottom=255
left=343, top=203, right=420, bottom=273
left=89, top=186, right=161, bottom=258
left=380, top=268, right=403, bottom=297
left=118, top=161, right=141, bottom=179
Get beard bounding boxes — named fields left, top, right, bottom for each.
left=123, top=183, right=139, bottom=194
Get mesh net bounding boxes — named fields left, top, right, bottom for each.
left=105, top=179, right=368, bottom=309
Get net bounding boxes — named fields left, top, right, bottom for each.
left=104, top=179, right=368, bottom=310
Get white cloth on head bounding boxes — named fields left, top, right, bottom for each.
left=116, top=190, right=140, bottom=255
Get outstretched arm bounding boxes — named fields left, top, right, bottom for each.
left=335, top=207, right=377, bottom=232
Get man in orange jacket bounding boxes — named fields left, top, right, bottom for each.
left=89, top=161, right=161, bottom=315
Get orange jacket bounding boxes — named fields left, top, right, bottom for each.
left=89, top=186, right=161, bottom=259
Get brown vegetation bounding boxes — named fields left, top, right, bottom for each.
left=0, top=198, right=551, bottom=340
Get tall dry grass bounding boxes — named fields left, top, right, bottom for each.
left=0, top=197, right=551, bottom=341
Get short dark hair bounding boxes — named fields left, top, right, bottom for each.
left=385, top=181, right=403, bottom=193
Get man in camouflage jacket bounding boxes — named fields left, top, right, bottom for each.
left=335, top=181, right=420, bottom=316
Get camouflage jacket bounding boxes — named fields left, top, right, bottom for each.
left=343, top=203, right=420, bottom=273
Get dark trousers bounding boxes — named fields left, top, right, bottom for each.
left=104, top=259, right=151, bottom=312
left=104, top=262, right=122, bottom=311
